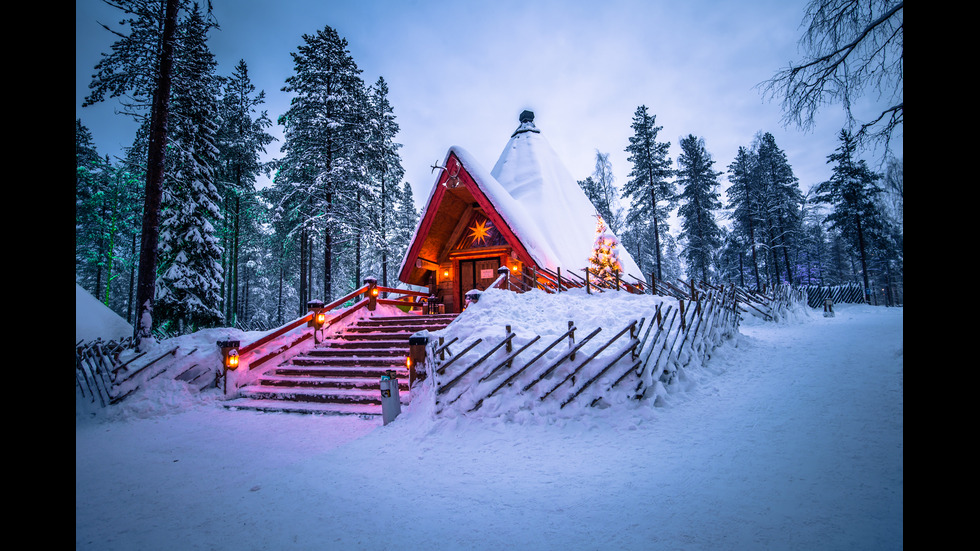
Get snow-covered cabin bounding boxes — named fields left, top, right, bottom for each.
left=398, top=111, right=643, bottom=313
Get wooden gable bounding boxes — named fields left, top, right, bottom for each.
left=399, top=151, right=537, bottom=312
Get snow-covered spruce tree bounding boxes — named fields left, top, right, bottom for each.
left=363, top=77, right=407, bottom=290
left=754, top=132, right=804, bottom=286
left=215, top=59, right=275, bottom=326
left=622, top=105, right=674, bottom=282
left=391, top=181, right=420, bottom=272
left=587, top=215, right=624, bottom=283
left=676, top=135, right=723, bottom=283
left=83, top=0, right=188, bottom=346
left=76, top=121, right=110, bottom=297
left=726, top=145, right=764, bottom=291
left=814, top=129, right=888, bottom=301
left=155, top=4, right=223, bottom=333
left=274, top=24, right=366, bottom=306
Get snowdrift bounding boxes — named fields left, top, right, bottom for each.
left=410, top=285, right=755, bottom=421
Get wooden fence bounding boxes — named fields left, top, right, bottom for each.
left=414, top=281, right=793, bottom=417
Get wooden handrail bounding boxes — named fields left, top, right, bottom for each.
left=376, top=286, right=429, bottom=298
left=238, top=284, right=371, bottom=357
left=238, top=312, right=313, bottom=356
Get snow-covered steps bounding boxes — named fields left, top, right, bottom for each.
left=224, top=313, right=457, bottom=416
left=222, top=398, right=385, bottom=418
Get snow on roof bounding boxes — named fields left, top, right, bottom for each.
left=76, top=283, right=133, bottom=343
left=400, top=112, right=644, bottom=281
left=489, top=113, right=643, bottom=278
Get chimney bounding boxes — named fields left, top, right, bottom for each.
left=511, top=110, right=541, bottom=137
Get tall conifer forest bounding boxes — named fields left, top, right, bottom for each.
left=77, top=2, right=903, bottom=339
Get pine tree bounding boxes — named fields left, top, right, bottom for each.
left=83, top=0, right=187, bottom=347
left=676, top=135, right=723, bottom=283
left=76, top=121, right=107, bottom=293
left=622, top=105, right=674, bottom=281
left=155, top=4, right=223, bottom=332
left=726, top=146, right=764, bottom=290
left=814, top=129, right=888, bottom=301
left=215, top=59, right=275, bottom=325
left=392, top=181, right=420, bottom=266
left=364, top=77, right=406, bottom=290
left=754, top=132, right=803, bottom=285
left=274, top=25, right=366, bottom=305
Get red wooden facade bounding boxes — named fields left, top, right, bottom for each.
left=398, top=151, right=537, bottom=313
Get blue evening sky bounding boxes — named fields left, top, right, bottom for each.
left=76, top=0, right=900, bottom=212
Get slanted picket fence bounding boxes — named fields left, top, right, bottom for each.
left=75, top=337, right=218, bottom=408
left=412, top=280, right=806, bottom=418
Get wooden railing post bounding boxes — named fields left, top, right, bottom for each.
left=408, top=334, right=428, bottom=390
left=568, top=320, right=576, bottom=361
left=498, top=266, right=510, bottom=289
left=307, top=299, right=325, bottom=344
left=365, top=277, right=378, bottom=311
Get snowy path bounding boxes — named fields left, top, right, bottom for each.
left=76, top=304, right=903, bottom=550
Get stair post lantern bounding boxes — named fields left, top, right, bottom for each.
left=217, top=339, right=241, bottom=395
left=365, top=277, right=379, bottom=311
left=308, top=300, right=326, bottom=344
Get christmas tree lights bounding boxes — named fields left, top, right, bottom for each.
left=587, top=215, right=622, bottom=282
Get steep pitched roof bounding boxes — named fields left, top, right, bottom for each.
left=489, top=114, right=642, bottom=278
left=398, top=112, right=643, bottom=284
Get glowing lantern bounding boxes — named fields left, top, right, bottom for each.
left=225, top=349, right=239, bottom=369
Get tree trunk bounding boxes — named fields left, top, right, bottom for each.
left=232, top=194, right=240, bottom=325
left=127, top=232, right=136, bottom=324
left=856, top=213, right=871, bottom=303
left=134, top=0, right=179, bottom=348
left=324, top=192, right=333, bottom=301
left=651, top=185, right=662, bottom=281
left=299, top=228, right=307, bottom=315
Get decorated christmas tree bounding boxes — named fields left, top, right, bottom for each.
left=587, top=215, right=623, bottom=282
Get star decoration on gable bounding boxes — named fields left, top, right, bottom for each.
left=468, top=219, right=493, bottom=245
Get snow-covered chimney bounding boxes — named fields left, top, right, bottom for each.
left=511, top=110, right=541, bottom=137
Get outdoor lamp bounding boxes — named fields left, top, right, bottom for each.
left=218, top=339, right=241, bottom=372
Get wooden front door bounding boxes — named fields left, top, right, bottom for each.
left=459, top=256, right=501, bottom=298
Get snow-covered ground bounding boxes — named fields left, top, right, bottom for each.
left=76, top=289, right=903, bottom=550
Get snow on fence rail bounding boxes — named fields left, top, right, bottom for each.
left=75, top=337, right=221, bottom=407
left=411, top=283, right=755, bottom=419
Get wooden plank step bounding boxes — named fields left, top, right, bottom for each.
left=290, top=356, right=405, bottom=368
left=303, top=348, right=406, bottom=357
left=222, top=398, right=383, bottom=417
left=346, top=325, right=436, bottom=333
left=257, top=374, right=409, bottom=390
left=330, top=332, right=415, bottom=341
left=238, top=385, right=409, bottom=405
left=318, top=339, right=410, bottom=349
left=270, top=365, right=409, bottom=378
left=367, top=314, right=457, bottom=321
left=357, top=316, right=455, bottom=325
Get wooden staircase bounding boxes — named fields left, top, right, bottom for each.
left=224, top=314, right=457, bottom=416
